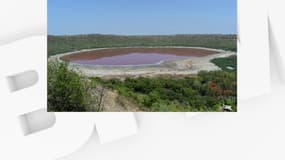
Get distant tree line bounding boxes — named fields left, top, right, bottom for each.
left=48, top=34, right=237, bottom=56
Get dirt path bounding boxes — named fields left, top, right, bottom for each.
left=102, top=89, right=141, bottom=112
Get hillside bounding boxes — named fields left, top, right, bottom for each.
left=48, top=34, right=237, bottom=56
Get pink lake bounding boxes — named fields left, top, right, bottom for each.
left=72, top=52, right=191, bottom=66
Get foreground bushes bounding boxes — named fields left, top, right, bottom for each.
left=48, top=62, right=87, bottom=111
left=98, top=70, right=237, bottom=112
left=48, top=55, right=237, bottom=112
left=96, top=56, right=237, bottom=112
left=48, top=62, right=102, bottom=111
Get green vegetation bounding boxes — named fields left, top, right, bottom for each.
left=48, top=55, right=237, bottom=112
left=48, top=34, right=237, bottom=56
left=48, top=62, right=102, bottom=112
left=93, top=70, right=237, bottom=112
left=47, top=34, right=237, bottom=112
left=211, top=55, right=237, bottom=71
left=92, top=55, right=237, bottom=112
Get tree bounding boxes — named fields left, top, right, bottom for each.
left=48, top=62, right=87, bottom=111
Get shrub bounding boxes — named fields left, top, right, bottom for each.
left=100, top=69, right=237, bottom=112
left=48, top=62, right=89, bottom=111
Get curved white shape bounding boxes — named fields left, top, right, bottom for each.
left=19, top=108, right=56, bottom=136
left=0, top=27, right=46, bottom=45
left=94, top=113, right=138, bottom=144
left=0, top=112, right=96, bottom=160
left=0, top=36, right=138, bottom=159
left=0, top=36, right=96, bottom=159
left=238, top=0, right=270, bottom=99
left=268, top=0, right=285, bottom=84
left=0, top=0, right=46, bottom=45
left=7, top=70, right=38, bottom=92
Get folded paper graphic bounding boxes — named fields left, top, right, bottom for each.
left=0, top=0, right=45, bottom=45
left=238, top=0, right=270, bottom=99
left=2, top=0, right=285, bottom=159
left=0, top=37, right=139, bottom=160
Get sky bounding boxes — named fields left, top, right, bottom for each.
left=48, top=0, right=237, bottom=35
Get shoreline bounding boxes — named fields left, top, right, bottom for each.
left=61, top=47, right=220, bottom=61
left=48, top=47, right=236, bottom=79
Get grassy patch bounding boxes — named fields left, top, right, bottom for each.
left=211, top=55, right=237, bottom=71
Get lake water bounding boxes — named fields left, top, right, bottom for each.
left=72, top=52, right=191, bottom=66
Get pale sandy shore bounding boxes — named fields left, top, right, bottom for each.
left=48, top=47, right=236, bottom=79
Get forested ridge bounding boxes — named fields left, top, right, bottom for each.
left=48, top=34, right=237, bottom=56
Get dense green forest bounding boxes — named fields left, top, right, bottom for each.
left=95, top=56, right=237, bottom=112
left=48, top=55, right=237, bottom=112
left=48, top=34, right=237, bottom=56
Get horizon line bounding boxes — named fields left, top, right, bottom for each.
left=48, top=33, right=237, bottom=36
